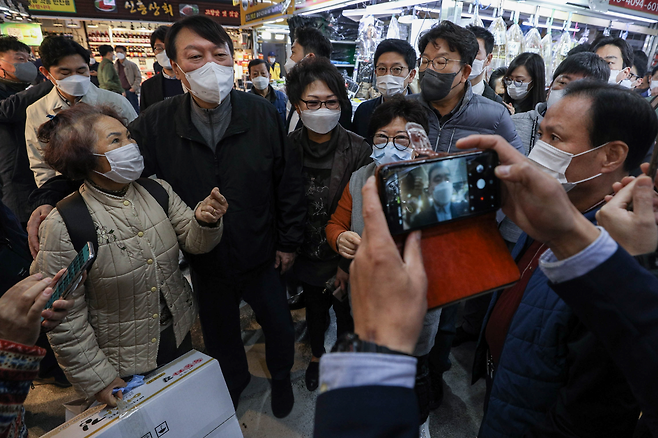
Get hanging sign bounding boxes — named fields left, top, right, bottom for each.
left=27, top=0, right=77, bottom=13
left=0, top=22, right=43, bottom=46
left=240, top=0, right=293, bottom=25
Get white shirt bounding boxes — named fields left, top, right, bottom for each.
left=25, top=82, right=138, bottom=187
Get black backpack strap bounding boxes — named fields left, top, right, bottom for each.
left=56, top=191, right=98, bottom=264
left=135, top=178, right=169, bottom=217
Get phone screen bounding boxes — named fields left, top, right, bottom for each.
left=44, top=242, right=94, bottom=310
left=379, top=151, right=500, bottom=235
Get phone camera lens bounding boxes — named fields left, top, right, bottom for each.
left=477, top=179, right=486, bottom=189
left=476, top=164, right=484, bottom=173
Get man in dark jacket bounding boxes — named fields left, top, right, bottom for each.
left=351, top=39, right=417, bottom=139
left=139, top=25, right=183, bottom=112
left=473, top=81, right=656, bottom=437
left=248, top=58, right=287, bottom=125
left=130, top=17, right=305, bottom=418
left=466, top=26, right=503, bottom=104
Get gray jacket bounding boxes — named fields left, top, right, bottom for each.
left=410, top=81, right=524, bottom=154
left=511, top=102, right=546, bottom=155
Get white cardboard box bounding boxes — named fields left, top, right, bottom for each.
left=44, top=350, right=243, bottom=438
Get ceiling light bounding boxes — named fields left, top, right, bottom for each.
left=275, top=33, right=285, bottom=40
left=605, top=9, right=658, bottom=23
left=398, top=13, right=417, bottom=23
left=298, top=0, right=364, bottom=15
left=262, top=31, right=272, bottom=39
left=88, top=21, right=99, bottom=28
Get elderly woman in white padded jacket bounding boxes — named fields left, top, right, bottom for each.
left=31, top=103, right=227, bottom=407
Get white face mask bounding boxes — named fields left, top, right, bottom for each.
left=94, top=143, right=144, bottom=184
left=546, top=88, right=566, bottom=109
left=376, top=74, right=408, bottom=98
left=651, top=82, right=658, bottom=96
left=116, top=52, right=125, bottom=60
left=55, top=74, right=91, bottom=97
left=89, top=58, right=96, bottom=65
left=471, top=80, right=485, bottom=96
left=155, top=51, right=172, bottom=70
left=619, top=79, right=633, bottom=89
left=609, top=69, right=621, bottom=84
left=370, top=143, right=412, bottom=166
left=507, top=82, right=530, bottom=100
left=268, top=57, right=276, bottom=65
left=432, top=181, right=453, bottom=206
left=252, top=76, right=269, bottom=91
left=284, top=58, right=296, bottom=72
left=179, top=62, right=234, bottom=105
left=468, top=58, right=485, bottom=80
left=299, top=108, right=341, bottom=135
left=528, top=139, right=607, bottom=192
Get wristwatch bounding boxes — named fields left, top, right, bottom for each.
left=331, top=332, right=410, bottom=356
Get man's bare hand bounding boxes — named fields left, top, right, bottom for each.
left=350, top=177, right=427, bottom=355
left=336, top=231, right=361, bottom=259
left=335, top=266, right=349, bottom=292
left=274, top=251, right=296, bottom=274
left=28, top=204, right=53, bottom=257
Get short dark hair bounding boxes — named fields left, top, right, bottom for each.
left=488, top=66, right=506, bottom=90
left=418, top=21, right=479, bottom=67
left=293, top=27, right=332, bottom=59
left=40, top=37, right=90, bottom=70
left=564, top=80, right=658, bottom=171
left=567, top=43, right=591, bottom=57
left=248, top=58, right=270, bottom=75
left=286, top=56, right=349, bottom=110
left=591, top=36, right=634, bottom=69
left=633, top=49, right=648, bottom=78
left=150, top=25, right=169, bottom=50
left=652, top=65, right=658, bottom=77
left=367, top=95, right=429, bottom=138
left=114, top=45, right=127, bottom=52
left=503, top=52, right=546, bottom=112
left=38, top=103, right=126, bottom=180
left=466, top=25, right=494, bottom=56
left=553, top=52, right=610, bottom=83
left=98, top=44, right=114, bottom=57
left=166, top=16, right=234, bottom=62
left=374, top=39, right=417, bottom=71
left=0, top=36, right=30, bottom=54
left=428, top=162, right=451, bottom=182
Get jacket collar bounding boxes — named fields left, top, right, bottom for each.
left=44, top=81, right=100, bottom=113
left=417, top=80, right=473, bottom=120
left=175, top=90, right=249, bottom=146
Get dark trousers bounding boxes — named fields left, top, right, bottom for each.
left=124, top=89, right=140, bottom=115
left=193, top=265, right=295, bottom=393
left=156, top=325, right=193, bottom=366
left=429, top=303, right=459, bottom=376
left=303, top=282, right=354, bottom=358
left=461, top=293, right=494, bottom=336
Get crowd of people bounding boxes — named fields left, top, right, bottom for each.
left=1, top=13, right=658, bottom=438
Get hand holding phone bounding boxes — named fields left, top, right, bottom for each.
left=44, top=242, right=95, bottom=312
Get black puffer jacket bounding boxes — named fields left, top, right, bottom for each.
left=129, top=90, right=306, bottom=280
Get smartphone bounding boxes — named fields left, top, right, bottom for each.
left=44, top=242, right=95, bottom=311
left=377, top=151, right=500, bottom=235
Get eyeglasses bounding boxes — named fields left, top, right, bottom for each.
left=300, top=98, right=341, bottom=110
left=153, top=46, right=165, bottom=54
left=418, top=56, right=462, bottom=71
left=375, top=65, right=408, bottom=77
left=629, top=72, right=641, bottom=81
left=504, top=78, right=529, bottom=87
left=373, top=134, right=411, bottom=151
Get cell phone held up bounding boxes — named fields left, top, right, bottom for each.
left=376, top=150, right=501, bottom=236
left=43, top=242, right=95, bottom=311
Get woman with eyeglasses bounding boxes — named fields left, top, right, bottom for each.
left=503, top=52, right=546, bottom=114
left=285, top=56, right=372, bottom=392
left=326, top=95, right=442, bottom=432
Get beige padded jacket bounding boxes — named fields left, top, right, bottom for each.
left=31, top=179, right=222, bottom=399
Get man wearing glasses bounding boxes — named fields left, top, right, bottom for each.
left=351, top=39, right=417, bottom=138
left=139, top=25, right=183, bottom=112
left=409, top=20, right=524, bottom=412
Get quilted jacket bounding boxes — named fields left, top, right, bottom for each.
left=31, top=179, right=222, bottom=399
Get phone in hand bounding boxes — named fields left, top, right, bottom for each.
left=44, top=242, right=95, bottom=311
left=376, top=150, right=500, bottom=235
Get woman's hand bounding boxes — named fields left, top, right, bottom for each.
left=95, top=377, right=126, bottom=407
left=337, top=231, right=361, bottom=259
left=195, top=187, right=228, bottom=225
left=335, top=266, right=349, bottom=292
left=503, top=102, right=515, bottom=115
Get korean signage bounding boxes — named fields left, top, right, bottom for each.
left=240, top=0, right=293, bottom=25
left=30, top=0, right=240, bottom=25
left=611, top=0, right=658, bottom=15
left=0, top=22, right=43, bottom=46
left=27, top=0, right=76, bottom=13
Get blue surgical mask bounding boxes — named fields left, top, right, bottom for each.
left=370, top=143, right=413, bottom=166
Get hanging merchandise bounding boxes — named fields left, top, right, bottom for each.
left=489, top=10, right=507, bottom=70
left=541, top=14, right=554, bottom=86
left=578, top=26, right=590, bottom=45
left=553, top=14, right=575, bottom=79
left=356, top=15, right=384, bottom=63
left=506, top=11, right=523, bottom=66
left=523, top=15, right=541, bottom=54
left=470, top=0, right=485, bottom=28
left=386, top=15, right=400, bottom=39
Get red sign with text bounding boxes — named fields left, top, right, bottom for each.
left=610, top=0, right=658, bottom=15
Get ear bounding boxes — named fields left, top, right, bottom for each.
left=461, top=64, right=472, bottom=82
left=294, top=104, right=301, bottom=115
left=40, top=66, right=56, bottom=85
left=408, top=69, right=416, bottom=82
left=600, top=141, right=629, bottom=174
left=484, top=53, right=493, bottom=67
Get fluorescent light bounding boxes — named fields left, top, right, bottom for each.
left=275, top=33, right=285, bottom=40
left=365, top=0, right=433, bottom=14
left=262, top=31, right=272, bottom=39
left=298, top=0, right=364, bottom=15
left=606, top=10, right=658, bottom=23
left=398, top=14, right=417, bottom=23
left=521, top=20, right=578, bottom=30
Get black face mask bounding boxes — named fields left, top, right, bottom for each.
left=420, top=68, right=461, bottom=102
